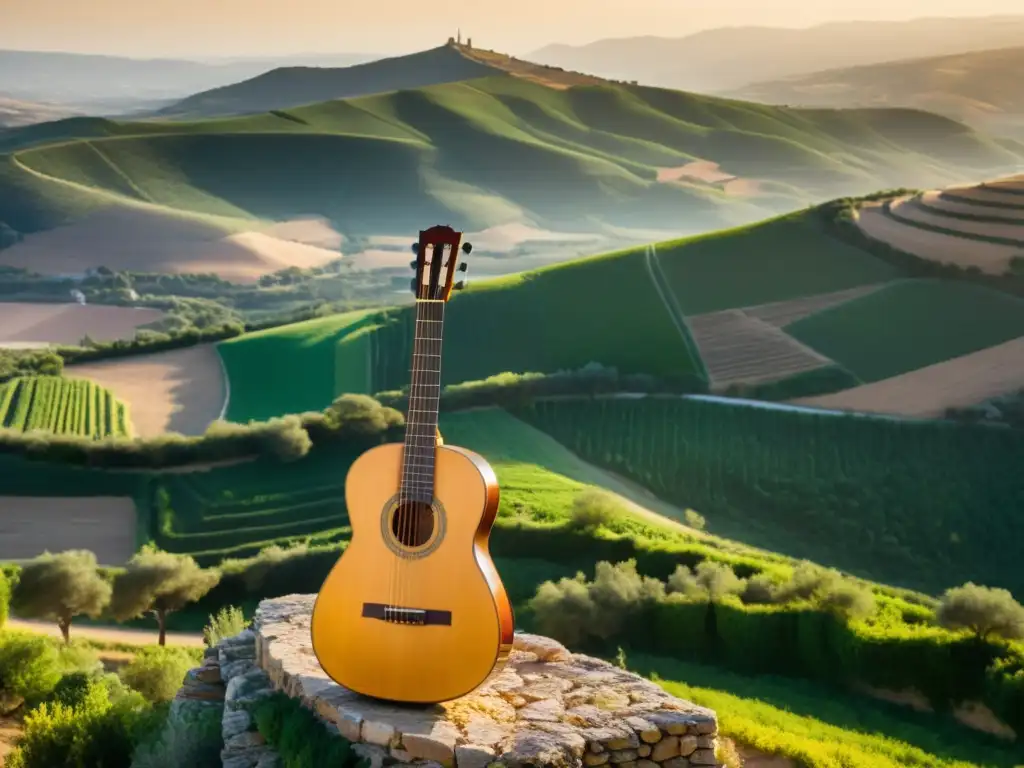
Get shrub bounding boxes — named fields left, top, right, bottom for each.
left=5, top=676, right=153, bottom=768
left=119, top=647, right=197, bottom=704
left=0, top=633, right=61, bottom=710
left=668, top=561, right=745, bottom=602
left=683, top=509, right=706, bottom=531
left=0, top=569, right=10, bottom=629
left=252, top=691, right=362, bottom=767
left=936, top=582, right=1024, bottom=641
left=817, top=582, right=876, bottom=622
left=203, top=605, right=247, bottom=647
left=568, top=490, right=622, bottom=533
left=529, top=560, right=665, bottom=649
left=740, top=573, right=778, bottom=605
left=131, top=702, right=222, bottom=768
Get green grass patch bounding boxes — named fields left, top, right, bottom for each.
left=217, top=309, right=376, bottom=422
left=637, top=655, right=1023, bottom=768
left=786, top=279, right=1024, bottom=382
left=654, top=212, right=899, bottom=315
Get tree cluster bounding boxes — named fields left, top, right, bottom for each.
left=10, top=548, right=220, bottom=645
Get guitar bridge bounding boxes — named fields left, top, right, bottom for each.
left=362, top=602, right=452, bottom=626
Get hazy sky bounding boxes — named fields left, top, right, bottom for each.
left=3, top=0, right=1024, bottom=58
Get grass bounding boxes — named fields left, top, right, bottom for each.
left=216, top=309, right=377, bottom=423
left=785, top=278, right=1024, bottom=382
left=0, top=376, right=131, bottom=438
left=2, top=69, right=1019, bottom=251
left=636, top=655, right=1024, bottom=768
left=653, top=212, right=899, bottom=315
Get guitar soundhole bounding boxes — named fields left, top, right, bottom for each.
left=391, top=500, right=435, bottom=548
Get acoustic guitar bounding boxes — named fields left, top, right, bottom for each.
left=310, top=225, right=514, bottom=704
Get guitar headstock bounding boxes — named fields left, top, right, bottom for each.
left=409, top=225, right=472, bottom=302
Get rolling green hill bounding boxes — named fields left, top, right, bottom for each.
left=218, top=208, right=906, bottom=422
left=157, top=45, right=501, bottom=118
left=1, top=69, right=1021, bottom=274
left=729, top=46, right=1024, bottom=139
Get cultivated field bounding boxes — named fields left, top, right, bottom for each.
left=742, top=284, right=884, bottom=327
left=795, top=336, right=1024, bottom=417
left=855, top=203, right=1020, bottom=275
left=0, top=376, right=131, bottom=437
left=68, top=344, right=226, bottom=437
left=0, top=205, right=341, bottom=283
left=785, top=279, right=1024, bottom=383
left=686, top=310, right=831, bottom=387
left=939, top=185, right=1024, bottom=207
left=0, top=302, right=164, bottom=346
left=0, top=496, right=136, bottom=564
left=887, top=196, right=1024, bottom=244
left=515, top=394, right=1024, bottom=597
left=916, top=190, right=1024, bottom=222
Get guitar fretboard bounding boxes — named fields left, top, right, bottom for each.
left=400, top=299, right=445, bottom=503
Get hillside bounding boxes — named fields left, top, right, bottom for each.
left=729, top=46, right=1024, bottom=139
left=0, top=73, right=1020, bottom=283
left=528, top=16, right=1024, bottom=93
left=158, top=45, right=500, bottom=118
left=215, top=198, right=1024, bottom=427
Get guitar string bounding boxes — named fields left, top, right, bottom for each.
left=401, top=252, right=425, bottom=629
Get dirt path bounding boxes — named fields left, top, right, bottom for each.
left=643, top=245, right=708, bottom=380
left=68, top=344, right=226, bottom=437
left=6, top=618, right=204, bottom=647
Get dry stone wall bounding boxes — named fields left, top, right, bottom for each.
left=224, top=594, right=724, bottom=768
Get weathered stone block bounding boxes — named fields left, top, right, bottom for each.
left=194, top=594, right=724, bottom=768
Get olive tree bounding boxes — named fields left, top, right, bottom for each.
left=110, top=549, right=220, bottom=646
left=11, top=550, right=111, bottom=643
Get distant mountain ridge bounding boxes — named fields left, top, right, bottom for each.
left=157, top=44, right=612, bottom=118
left=527, top=15, right=1024, bottom=93
left=0, top=49, right=381, bottom=110
left=727, top=46, right=1024, bottom=140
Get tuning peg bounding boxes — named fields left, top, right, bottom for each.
left=454, top=280, right=468, bottom=291
left=462, top=242, right=473, bottom=255
left=410, top=278, right=417, bottom=294
left=410, top=243, right=420, bottom=254
left=458, top=262, right=468, bottom=272
left=409, top=260, right=417, bottom=269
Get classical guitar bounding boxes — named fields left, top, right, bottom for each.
left=310, top=225, right=514, bottom=704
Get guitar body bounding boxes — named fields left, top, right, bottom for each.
left=311, top=442, right=515, bottom=704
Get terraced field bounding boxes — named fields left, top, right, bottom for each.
left=150, top=444, right=360, bottom=564
left=0, top=375, right=132, bottom=437
left=887, top=196, right=1024, bottom=245
left=852, top=175, right=1024, bottom=277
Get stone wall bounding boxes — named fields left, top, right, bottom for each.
left=184, top=594, right=725, bottom=768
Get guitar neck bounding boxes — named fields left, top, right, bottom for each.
left=401, top=299, right=445, bottom=502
